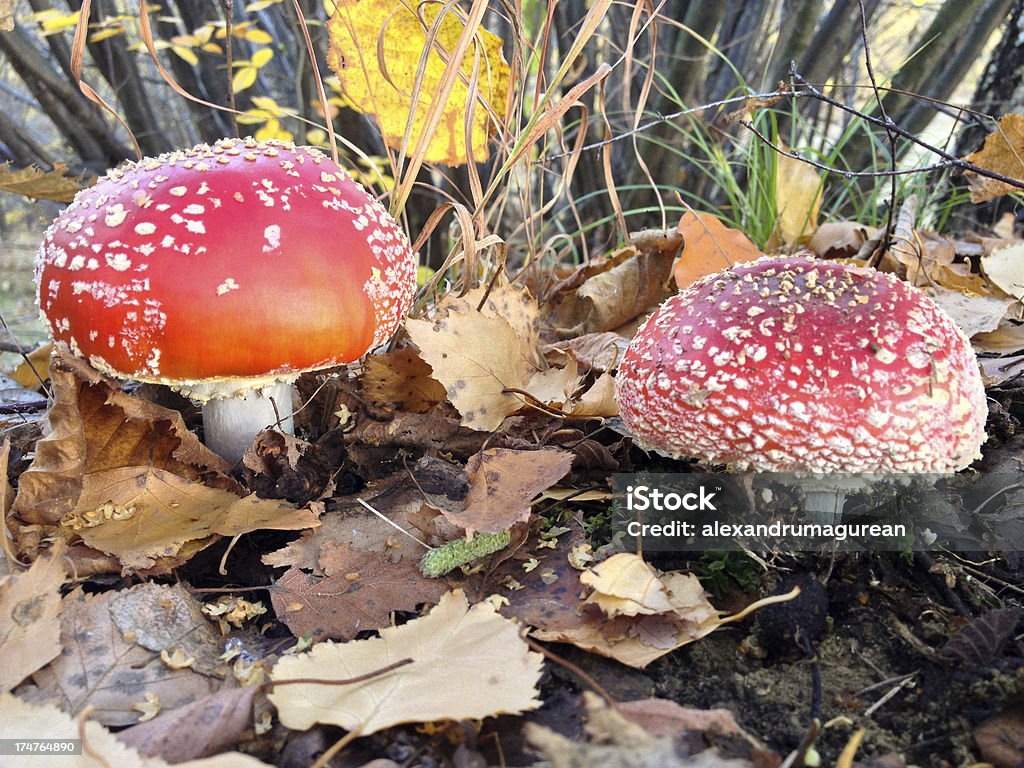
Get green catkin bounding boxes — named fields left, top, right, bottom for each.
left=420, top=529, right=513, bottom=578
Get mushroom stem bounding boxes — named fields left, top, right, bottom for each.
left=201, top=381, right=294, bottom=463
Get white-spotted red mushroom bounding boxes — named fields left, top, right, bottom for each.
left=36, top=137, right=417, bottom=462
left=615, top=256, right=987, bottom=517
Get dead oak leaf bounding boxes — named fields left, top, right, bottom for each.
left=963, top=114, right=1024, bottom=203
left=271, top=544, right=445, bottom=641
left=0, top=543, right=66, bottom=693
left=441, top=448, right=574, bottom=535
left=269, top=590, right=542, bottom=734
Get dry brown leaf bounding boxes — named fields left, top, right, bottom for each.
left=0, top=692, right=273, bottom=768
left=67, top=467, right=317, bottom=571
left=269, top=590, right=542, bottom=735
left=116, top=687, right=260, bottom=763
left=439, top=448, right=573, bottom=535
left=0, top=543, right=65, bottom=693
left=808, top=221, right=878, bottom=260
left=566, top=372, right=619, bottom=418
left=0, top=438, right=11, bottom=522
left=406, top=303, right=529, bottom=431
left=0, top=0, right=13, bottom=31
left=980, top=354, right=1024, bottom=386
left=982, top=242, right=1024, bottom=301
left=617, top=698, right=742, bottom=738
left=963, top=114, right=1024, bottom=203
left=0, top=162, right=86, bottom=203
left=547, top=231, right=680, bottom=338
left=923, top=287, right=1012, bottom=339
left=973, top=322, right=1024, bottom=354
left=674, top=211, right=762, bottom=289
left=469, top=283, right=543, bottom=364
left=11, top=355, right=316, bottom=571
left=775, top=149, right=822, bottom=245
left=271, top=545, right=445, bottom=641
left=526, top=692, right=756, bottom=768
left=532, top=552, right=724, bottom=668
left=362, top=348, right=447, bottom=413
left=547, top=332, right=629, bottom=373
left=581, top=553, right=675, bottom=617
left=25, top=585, right=231, bottom=726
left=525, top=357, right=581, bottom=408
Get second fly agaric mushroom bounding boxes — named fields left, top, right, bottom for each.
left=36, top=137, right=417, bottom=462
left=615, top=256, right=986, bottom=486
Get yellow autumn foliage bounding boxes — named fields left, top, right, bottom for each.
left=326, top=0, right=509, bottom=166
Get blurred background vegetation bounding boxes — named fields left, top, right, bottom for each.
left=1, top=0, right=1022, bottom=345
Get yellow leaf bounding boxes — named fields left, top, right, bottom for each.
left=254, top=118, right=294, bottom=143
left=37, top=10, right=80, bottom=34
left=963, top=114, right=1024, bottom=203
left=89, top=25, right=125, bottom=42
left=250, top=46, right=274, bottom=68
left=269, top=590, right=542, bottom=734
left=232, top=65, right=258, bottom=93
left=249, top=95, right=281, bottom=112
left=246, top=0, right=283, bottom=10
left=172, top=44, right=199, bottom=65
left=774, top=149, right=822, bottom=245
left=242, top=27, right=273, bottom=44
left=326, top=0, right=510, bottom=166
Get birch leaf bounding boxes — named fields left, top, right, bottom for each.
left=269, top=589, right=542, bottom=734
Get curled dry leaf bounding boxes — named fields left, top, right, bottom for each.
left=963, top=114, right=1024, bottom=203
left=526, top=692, right=758, bottom=768
left=437, top=447, right=574, bottom=535
left=982, top=242, right=1024, bottom=301
left=923, top=287, right=1012, bottom=339
left=674, top=211, right=762, bottom=289
left=269, top=590, right=542, bottom=735
left=0, top=542, right=65, bottom=693
left=808, top=221, right=878, bottom=260
left=10, top=354, right=317, bottom=572
left=546, top=230, right=681, bottom=338
left=532, top=552, right=725, bottom=669
left=0, top=692, right=273, bottom=768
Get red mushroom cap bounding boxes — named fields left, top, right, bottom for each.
left=615, top=256, right=987, bottom=472
left=36, top=137, right=416, bottom=397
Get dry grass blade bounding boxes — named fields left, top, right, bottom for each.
left=70, top=0, right=140, bottom=158
left=391, top=0, right=491, bottom=218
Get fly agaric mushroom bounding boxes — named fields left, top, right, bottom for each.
left=615, top=256, right=987, bottom=514
left=36, top=137, right=416, bottom=462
